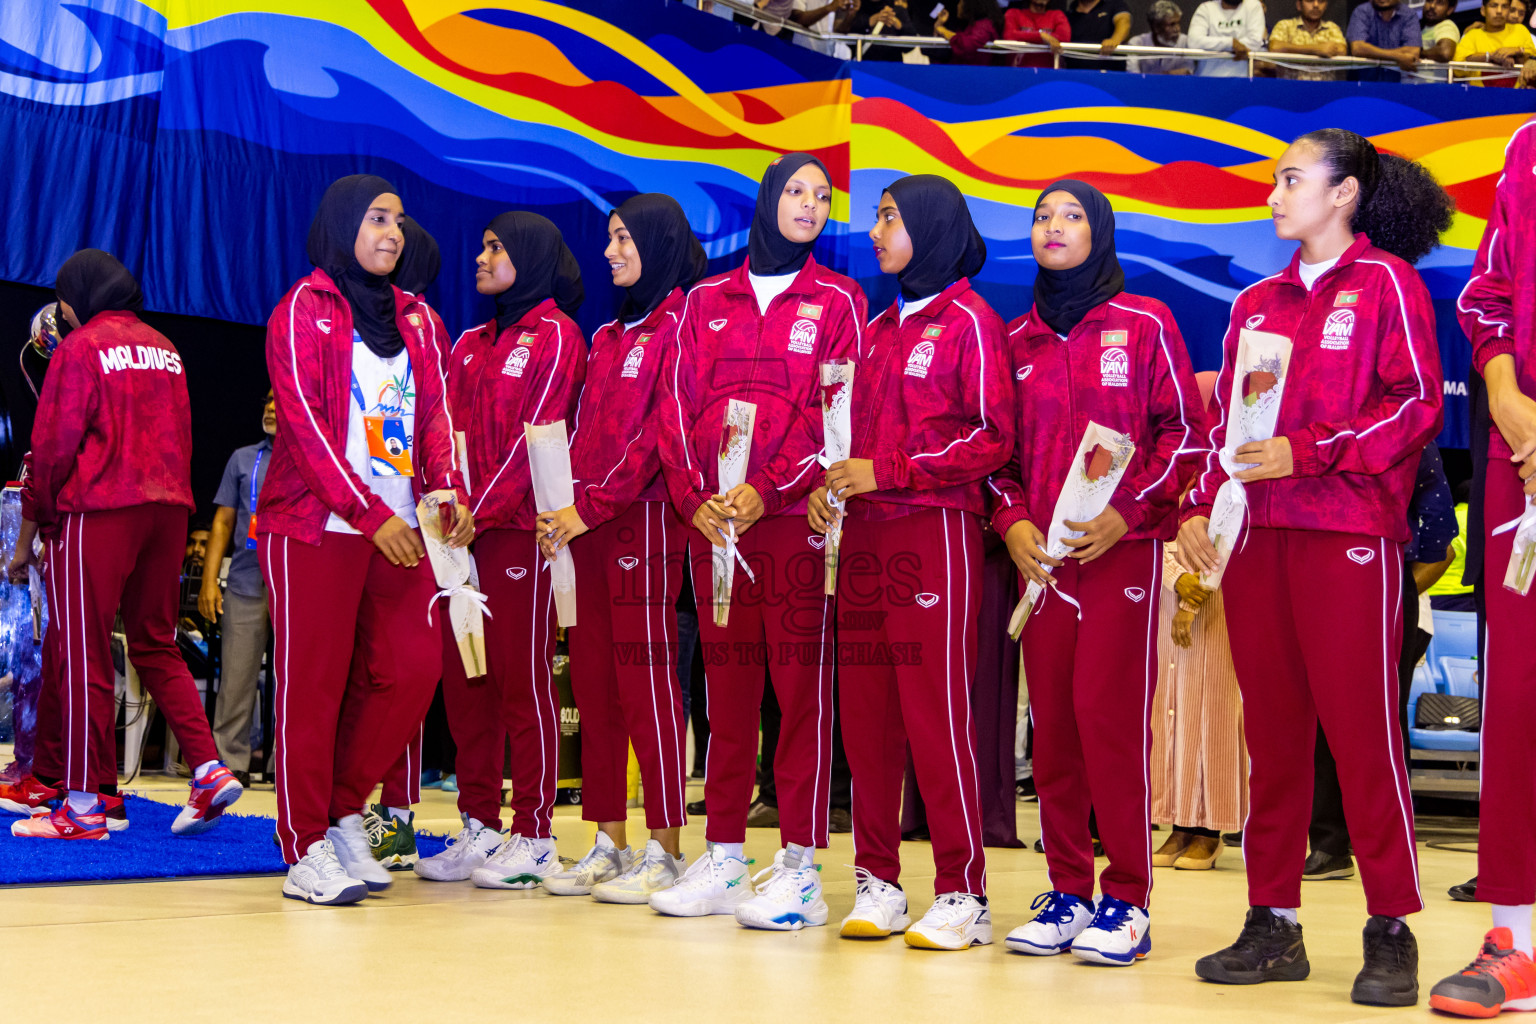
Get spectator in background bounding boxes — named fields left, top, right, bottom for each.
left=1428, top=481, right=1476, bottom=613
left=794, top=0, right=859, bottom=57
left=1189, top=0, right=1266, bottom=76
left=935, top=0, right=1007, bottom=62
left=1420, top=0, right=1461, bottom=63
left=1062, top=0, right=1132, bottom=69
left=1128, top=1, right=1197, bottom=73
left=201, top=391, right=276, bottom=788
left=1454, top=0, right=1536, bottom=85
left=186, top=522, right=210, bottom=574
left=1514, top=0, right=1531, bottom=29
left=839, top=0, right=919, bottom=59
left=1004, top=0, right=1071, bottom=67
left=1347, top=0, right=1422, bottom=81
left=1268, top=0, right=1349, bottom=80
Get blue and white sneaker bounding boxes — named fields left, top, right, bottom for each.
left=734, top=846, right=827, bottom=931
left=470, top=834, right=560, bottom=890
left=1006, top=890, right=1095, bottom=955
left=1071, top=894, right=1151, bottom=965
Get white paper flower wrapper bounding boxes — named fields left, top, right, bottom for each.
left=820, top=361, right=855, bottom=596
left=1493, top=499, right=1536, bottom=596
left=525, top=420, right=578, bottom=627
left=418, top=490, right=488, bottom=678
left=714, top=400, right=758, bottom=627
left=1198, top=328, right=1293, bottom=588
left=1008, top=422, right=1136, bottom=640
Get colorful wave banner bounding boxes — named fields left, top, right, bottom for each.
left=3, top=0, right=1532, bottom=445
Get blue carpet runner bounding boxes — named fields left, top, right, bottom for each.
left=0, top=795, right=449, bottom=884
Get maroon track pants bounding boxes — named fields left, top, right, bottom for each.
left=1024, top=537, right=1160, bottom=909
left=690, top=514, right=833, bottom=848
left=569, top=501, right=687, bottom=829
left=260, top=531, right=441, bottom=864
left=841, top=507, right=987, bottom=895
left=1224, top=527, right=1421, bottom=918
left=34, top=505, right=219, bottom=792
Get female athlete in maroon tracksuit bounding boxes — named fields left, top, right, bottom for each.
left=13, top=250, right=243, bottom=841
left=261, top=175, right=469, bottom=905
left=534, top=194, right=708, bottom=901
left=1428, top=116, right=1536, bottom=1018
left=1178, top=131, right=1449, bottom=1005
left=654, top=152, right=866, bottom=929
left=989, top=180, right=1202, bottom=966
left=411, top=212, right=587, bottom=890
left=810, top=173, right=1014, bottom=950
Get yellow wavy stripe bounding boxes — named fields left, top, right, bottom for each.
left=165, top=1, right=849, bottom=155
left=857, top=124, right=1489, bottom=245
left=940, top=106, right=1288, bottom=162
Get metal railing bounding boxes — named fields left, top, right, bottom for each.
left=693, top=0, right=1522, bottom=83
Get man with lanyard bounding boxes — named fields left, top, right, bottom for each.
left=199, top=390, right=277, bottom=787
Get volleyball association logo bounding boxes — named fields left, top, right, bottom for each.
left=621, top=345, right=645, bottom=379
left=905, top=340, right=935, bottom=378
left=788, top=318, right=817, bottom=354
left=1100, top=347, right=1129, bottom=387
left=503, top=346, right=531, bottom=378
left=1321, top=309, right=1355, bottom=351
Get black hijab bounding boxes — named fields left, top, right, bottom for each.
left=54, top=249, right=143, bottom=333
left=614, top=193, right=709, bottom=322
left=392, top=216, right=441, bottom=296
left=883, top=175, right=987, bottom=302
left=306, top=174, right=403, bottom=359
left=486, top=211, right=584, bottom=332
left=748, top=152, right=830, bottom=277
left=1031, top=179, right=1124, bottom=336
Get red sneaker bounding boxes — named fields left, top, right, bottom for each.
left=172, top=763, right=243, bottom=835
left=0, top=775, right=62, bottom=816
left=100, top=793, right=130, bottom=832
left=10, top=803, right=109, bottom=840
left=1429, top=928, right=1536, bottom=1018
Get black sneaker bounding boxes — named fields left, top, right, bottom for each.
left=1196, top=907, right=1311, bottom=984
left=1222, top=831, right=1243, bottom=848
left=686, top=799, right=706, bottom=816
left=1302, top=849, right=1355, bottom=880
left=1351, top=915, right=1419, bottom=1006
left=1449, top=876, right=1478, bottom=902
left=828, top=807, right=853, bottom=834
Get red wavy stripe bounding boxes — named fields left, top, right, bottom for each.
left=368, top=0, right=843, bottom=170
left=1445, top=174, right=1496, bottom=222
left=856, top=98, right=1269, bottom=208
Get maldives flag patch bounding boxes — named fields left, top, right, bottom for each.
left=922, top=324, right=944, bottom=340
left=638, top=333, right=653, bottom=345
left=1334, top=291, right=1360, bottom=307
left=797, top=302, right=824, bottom=321
left=1101, top=330, right=1128, bottom=347
left=518, top=332, right=538, bottom=346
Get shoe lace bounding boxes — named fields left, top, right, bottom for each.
left=1091, top=897, right=1135, bottom=934
left=1030, top=891, right=1083, bottom=926
left=1364, top=922, right=1413, bottom=971
left=363, top=814, right=391, bottom=844
left=571, top=842, right=614, bottom=876
left=486, top=835, right=530, bottom=868
left=309, top=840, right=352, bottom=881
left=926, top=892, right=977, bottom=925
left=677, top=851, right=736, bottom=892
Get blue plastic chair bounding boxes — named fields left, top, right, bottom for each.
left=1410, top=656, right=1481, bottom=752
left=1428, top=609, right=1478, bottom=664
left=1439, top=656, right=1480, bottom=699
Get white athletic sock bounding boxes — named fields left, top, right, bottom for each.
left=67, top=790, right=99, bottom=814
left=784, top=842, right=815, bottom=870
left=1271, top=907, right=1299, bottom=924
left=1493, top=905, right=1535, bottom=956
left=714, top=841, right=745, bottom=861
left=193, top=760, right=220, bottom=780
left=387, top=806, right=410, bottom=822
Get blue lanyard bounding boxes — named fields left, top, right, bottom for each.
left=250, top=448, right=264, bottom=513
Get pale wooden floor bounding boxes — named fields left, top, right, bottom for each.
left=0, top=776, right=1491, bottom=1024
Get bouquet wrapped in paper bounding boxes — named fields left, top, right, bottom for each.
left=713, top=400, right=758, bottom=627
left=1008, top=422, right=1136, bottom=640
left=1199, top=328, right=1294, bottom=589
left=820, top=360, right=855, bottom=596
left=1494, top=499, right=1536, bottom=596
left=418, top=490, right=489, bottom=678
left=526, top=419, right=578, bottom=627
